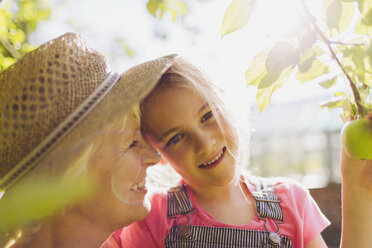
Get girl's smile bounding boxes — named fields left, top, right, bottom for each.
left=199, top=146, right=227, bottom=169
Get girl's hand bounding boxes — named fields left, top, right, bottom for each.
left=340, top=140, right=372, bottom=248
left=340, top=148, right=372, bottom=193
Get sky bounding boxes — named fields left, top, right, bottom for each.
left=18, top=0, right=337, bottom=111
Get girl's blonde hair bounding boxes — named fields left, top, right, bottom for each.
left=141, top=56, right=251, bottom=185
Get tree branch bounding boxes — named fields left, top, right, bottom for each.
left=300, top=0, right=366, bottom=117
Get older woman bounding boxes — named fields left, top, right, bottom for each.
left=0, top=33, right=177, bottom=247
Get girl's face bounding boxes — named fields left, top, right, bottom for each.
left=142, top=85, right=238, bottom=192
left=82, top=114, right=160, bottom=228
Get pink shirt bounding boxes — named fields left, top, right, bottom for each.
left=102, top=177, right=330, bottom=248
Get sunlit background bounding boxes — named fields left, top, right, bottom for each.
left=2, top=0, right=355, bottom=246
left=1, top=0, right=345, bottom=186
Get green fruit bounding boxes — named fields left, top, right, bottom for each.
left=341, top=119, right=372, bottom=160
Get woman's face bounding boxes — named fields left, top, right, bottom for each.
left=142, top=85, right=238, bottom=193
left=82, top=113, right=160, bottom=228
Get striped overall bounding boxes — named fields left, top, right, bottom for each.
left=165, top=179, right=294, bottom=248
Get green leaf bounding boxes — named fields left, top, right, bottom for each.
left=221, top=0, right=255, bottom=37
left=320, top=97, right=346, bottom=111
left=257, top=70, right=281, bottom=89
left=0, top=176, right=94, bottom=231
left=319, top=76, right=338, bottom=89
left=364, top=72, right=372, bottom=87
left=352, top=46, right=365, bottom=68
left=337, top=2, right=356, bottom=33
left=298, top=31, right=317, bottom=53
left=256, top=85, right=275, bottom=112
left=1, top=56, right=16, bottom=69
left=355, top=22, right=372, bottom=35
left=8, top=29, right=25, bottom=44
left=343, top=46, right=369, bottom=84
left=355, top=67, right=365, bottom=83
left=265, top=42, right=298, bottom=75
left=334, top=91, right=346, bottom=97
left=358, top=0, right=372, bottom=14
left=146, top=0, right=187, bottom=21
left=355, top=1, right=372, bottom=35
left=326, top=0, right=342, bottom=29
left=256, top=66, right=292, bottom=112
left=338, top=97, right=354, bottom=122
left=147, top=0, right=159, bottom=17
left=0, top=8, right=11, bottom=37
left=295, top=58, right=329, bottom=83
left=0, top=0, right=51, bottom=71
left=361, top=8, right=372, bottom=26
left=297, top=49, right=317, bottom=73
left=245, top=48, right=269, bottom=87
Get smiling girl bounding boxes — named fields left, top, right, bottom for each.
left=105, top=54, right=372, bottom=248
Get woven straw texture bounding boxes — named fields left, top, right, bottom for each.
left=117, top=53, right=178, bottom=112
left=0, top=33, right=111, bottom=180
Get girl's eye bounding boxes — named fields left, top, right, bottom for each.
left=129, top=140, right=138, bottom=149
left=201, top=111, right=213, bottom=123
left=166, top=134, right=184, bottom=146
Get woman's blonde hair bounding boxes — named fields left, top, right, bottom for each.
left=141, top=56, right=251, bottom=185
left=0, top=85, right=142, bottom=247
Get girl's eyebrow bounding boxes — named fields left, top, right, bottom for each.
left=159, top=103, right=209, bottom=142
left=197, top=103, right=209, bottom=115
left=159, top=126, right=180, bottom=142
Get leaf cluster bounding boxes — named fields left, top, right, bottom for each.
left=146, top=0, right=188, bottom=22
left=0, top=0, right=51, bottom=72
left=221, top=0, right=372, bottom=121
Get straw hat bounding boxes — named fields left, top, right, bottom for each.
left=0, top=32, right=178, bottom=190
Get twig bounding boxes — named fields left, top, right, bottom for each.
left=300, top=0, right=366, bottom=117
left=0, top=37, right=21, bottom=59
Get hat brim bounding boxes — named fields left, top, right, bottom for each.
left=116, top=54, right=179, bottom=114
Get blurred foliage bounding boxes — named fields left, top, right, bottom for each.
left=0, top=0, right=51, bottom=72
left=146, top=0, right=188, bottom=22
left=0, top=176, right=94, bottom=232
left=0, top=0, right=190, bottom=72
left=222, top=0, right=372, bottom=121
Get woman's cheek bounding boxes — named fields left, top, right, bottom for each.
left=115, top=152, right=142, bottom=181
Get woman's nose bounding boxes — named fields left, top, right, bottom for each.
left=142, top=142, right=160, bottom=166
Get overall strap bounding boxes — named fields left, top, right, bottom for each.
left=167, top=184, right=194, bottom=218
left=251, top=177, right=283, bottom=221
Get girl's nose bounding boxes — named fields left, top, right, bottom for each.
left=194, top=130, right=216, bottom=156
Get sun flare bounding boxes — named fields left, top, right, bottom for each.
left=249, top=0, right=322, bottom=39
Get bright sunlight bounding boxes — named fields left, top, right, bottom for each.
left=249, top=0, right=322, bottom=39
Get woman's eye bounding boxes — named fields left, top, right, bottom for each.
left=201, top=111, right=213, bottom=123
left=128, top=140, right=138, bottom=149
left=166, top=134, right=184, bottom=146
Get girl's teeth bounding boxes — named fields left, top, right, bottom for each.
left=202, top=149, right=224, bottom=166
